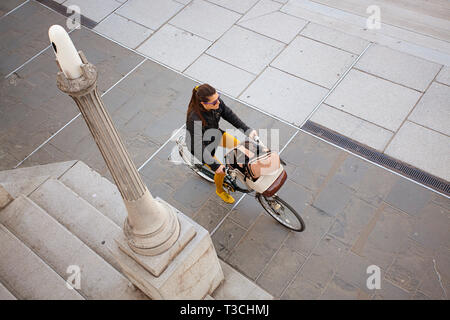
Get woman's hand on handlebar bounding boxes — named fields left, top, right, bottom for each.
left=216, top=164, right=226, bottom=175
left=249, top=129, right=258, bottom=141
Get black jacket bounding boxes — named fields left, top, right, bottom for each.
left=186, top=98, right=251, bottom=172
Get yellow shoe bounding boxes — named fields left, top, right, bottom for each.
left=216, top=190, right=235, bottom=204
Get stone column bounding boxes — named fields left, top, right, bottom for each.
left=56, top=51, right=180, bottom=256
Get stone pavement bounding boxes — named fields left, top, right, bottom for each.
left=0, top=0, right=449, bottom=300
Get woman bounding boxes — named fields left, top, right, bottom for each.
left=186, top=84, right=257, bottom=204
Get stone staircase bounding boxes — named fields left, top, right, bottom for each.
left=0, top=161, right=272, bottom=300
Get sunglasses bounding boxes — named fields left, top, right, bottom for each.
left=203, top=93, right=221, bottom=105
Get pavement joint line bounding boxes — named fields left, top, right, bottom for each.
left=93, top=0, right=130, bottom=27
left=211, top=128, right=300, bottom=237
left=4, top=28, right=76, bottom=79
left=279, top=209, right=341, bottom=299
left=381, top=64, right=444, bottom=153
left=0, top=0, right=30, bottom=20
left=137, top=124, right=186, bottom=172
left=14, top=57, right=148, bottom=169
left=321, top=102, right=396, bottom=133
left=406, top=119, right=450, bottom=139
left=112, top=11, right=157, bottom=32
left=167, top=22, right=214, bottom=43
left=269, top=65, right=331, bottom=90
left=202, top=0, right=249, bottom=16
left=353, top=67, right=427, bottom=93
left=298, top=33, right=363, bottom=55
left=299, top=127, right=450, bottom=199
left=298, top=41, right=373, bottom=128
left=432, top=258, right=448, bottom=299
left=14, top=113, right=82, bottom=169
left=202, top=52, right=259, bottom=76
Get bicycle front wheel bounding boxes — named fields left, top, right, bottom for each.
left=257, top=194, right=305, bottom=232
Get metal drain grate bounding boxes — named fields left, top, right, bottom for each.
left=302, top=120, right=450, bottom=196
left=37, top=0, right=98, bottom=29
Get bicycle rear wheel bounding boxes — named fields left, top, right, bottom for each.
left=257, top=194, right=305, bottom=232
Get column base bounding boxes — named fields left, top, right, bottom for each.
left=111, top=198, right=224, bottom=299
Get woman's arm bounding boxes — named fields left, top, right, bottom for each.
left=219, top=99, right=251, bottom=134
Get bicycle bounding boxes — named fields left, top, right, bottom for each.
left=174, top=133, right=305, bottom=232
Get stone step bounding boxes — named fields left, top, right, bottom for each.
left=0, top=281, right=17, bottom=300
left=0, top=195, right=148, bottom=300
left=0, top=161, right=76, bottom=198
left=0, top=224, right=84, bottom=300
left=59, top=161, right=126, bottom=227
left=28, top=179, right=124, bottom=273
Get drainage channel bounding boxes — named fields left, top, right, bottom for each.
left=302, top=120, right=450, bottom=197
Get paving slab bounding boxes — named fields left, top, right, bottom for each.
left=325, top=69, right=422, bottom=131
left=408, top=82, right=450, bottom=136
left=238, top=8, right=308, bottom=44
left=281, top=275, right=323, bottom=300
left=116, top=0, right=184, bottom=30
left=206, top=26, right=285, bottom=74
left=355, top=44, right=442, bottom=92
left=272, top=36, right=356, bottom=88
left=94, top=13, right=153, bottom=49
left=0, top=0, right=26, bottom=17
left=207, top=0, right=259, bottom=14
left=184, top=54, right=255, bottom=97
left=256, top=244, right=306, bottom=298
left=300, top=22, right=369, bottom=54
left=170, top=0, right=241, bottom=42
left=211, top=217, right=247, bottom=260
left=0, top=0, right=68, bottom=77
left=436, top=66, right=450, bottom=85
left=137, top=24, right=211, bottom=72
left=63, top=0, right=122, bottom=23
left=238, top=0, right=281, bottom=22
left=310, top=104, right=394, bottom=151
left=385, top=121, right=450, bottom=181
left=240, top=67, right=328, bottom=125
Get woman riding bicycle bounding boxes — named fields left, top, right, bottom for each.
left=186, top=83, right=258, bottom=204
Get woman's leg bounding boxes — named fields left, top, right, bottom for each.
left=213, top=132, right=240, bottom=203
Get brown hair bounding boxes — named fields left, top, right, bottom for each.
left=187, top=83, right=216, bottom=125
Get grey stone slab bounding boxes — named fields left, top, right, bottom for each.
left=207, top=0, right=259, bottom=14
left=272, top=36, right=356, bottom=88
left=355, top=44, right=442, bottom=92
left=300, top=22, right=369, bottom=54
left=417, top=246, right=450, bottom=299
left=284, top=204, right=335, bottom=257
left=238, top=0, right=281, bottom=22
left=385, top=121, right=450, bottom=181
left=385, top=240, right=433, bottom=293
left=229, top=195, right=263, bottom=230
left=227, top=214, right=290, bottom=280
left=281, top=275, right=323, bottom=300
left=207, top=26, right=285, bottom=74
left=432, top=194, right=450, bottom=211
left=313, top=180, right=353, bottom=217
left=238, top=9, right=308, bottom=44
left=436, top=66, right=450, bottom=85
left=355, top=204, right=414, bottom=270
left=211, top=217, right=247, bottom=260
left=184, top=54, right=255, bottom=97
left=310, top=104, right=394, bottom=151
left=137, top=24, right=211, bottom=72
left=325, top=70, right=422, bottom=131
left=64, top=0, right=122, bottom=22
left=170, top=0, right=241, bottom=41
left=297, top=235, right=348, bottom=289
left=372, top=280, right=412, bottom=300
left=94, top=13, right=153, bottom=49
left=0, top=0, right=25, bottom=17
left=241, top=67, right=328, bottom=126
left=117, top=0, right=183, bottom=30
left=0, top=1, right=68, bottom=77
left=410, top=202, right=450, bottom=252
left=193, top=198, right=231, bottom=233
left=320, top=276, right=369, bottom=300
left=276, top=179, right=313, bottom=217
left=408, top=82, right=450, bottom=136
left=257, top=245, right=306, bottom=298
left=334, top=251, right=383, bottom=296
left=330, top=156, right=371, bottom=191
left=385, top=178, right=434, bottom=217
left=172, top=177, right=215, bottom=213
left=281, top=132, right=343, bottom=192
left=329, top=198, right=378, bottom=247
